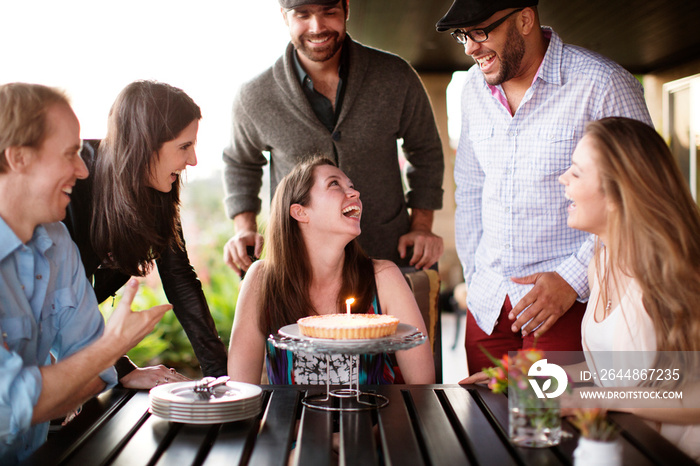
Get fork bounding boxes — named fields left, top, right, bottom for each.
left=194, top=376, right=230, bottom=400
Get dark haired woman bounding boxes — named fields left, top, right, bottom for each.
left=227, top=157, right=434, bottom=384
left=63, top=81, right=227, bottom=388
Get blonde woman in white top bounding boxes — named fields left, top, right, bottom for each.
left=558, top=117, right=700, bottom=460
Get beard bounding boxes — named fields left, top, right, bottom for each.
left=484, top=22, right=526, bottom=86
left=292, top=31, right=344, bottom=63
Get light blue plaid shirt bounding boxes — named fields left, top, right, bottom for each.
left=455, top=28, right=652, bottom=334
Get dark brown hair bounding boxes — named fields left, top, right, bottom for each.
left=90, top=81, right=201, bottom=276
left=259, top=156, right=375, bottom=334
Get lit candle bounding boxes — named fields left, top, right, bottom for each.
left=345, top=298, right=355, bottom=315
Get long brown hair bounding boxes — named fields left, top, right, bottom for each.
left=587, top=117, right=700, bottom=382
left=259, top=156, right=375, bottom=334
left=91, top=81, right=201, bottom=276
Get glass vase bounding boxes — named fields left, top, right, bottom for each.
left=508, top=388, right=562, bottom=447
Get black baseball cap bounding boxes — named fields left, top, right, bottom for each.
left=436, top=0, right=538, bottom=32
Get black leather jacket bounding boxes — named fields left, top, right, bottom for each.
left=62, top=141, right=228, bottom=377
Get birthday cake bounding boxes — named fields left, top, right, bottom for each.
left=297, top=314, right=399, bottom=339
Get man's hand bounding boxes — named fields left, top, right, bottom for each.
left=398, top=208, right=443, bottom=269
left=398, top=230, right=443, bottom=269
left=223, top=212, right=263, bottom=276
left=104, top=279, right=172, bottom=355
left=508, top=272, right=577, bottom=338
left=223, top=232, right=263, bottom=275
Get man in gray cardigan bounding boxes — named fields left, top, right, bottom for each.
left=222, top=0, right=445, bottom=275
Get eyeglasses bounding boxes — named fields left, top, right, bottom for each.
left=451, top=8, right=524, bottom=44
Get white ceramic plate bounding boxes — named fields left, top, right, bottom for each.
left=271, top=323, right=425, bottom=355
left=278, top=322, right=419, bottom=344
left=149, top=381, right=262, bottom=405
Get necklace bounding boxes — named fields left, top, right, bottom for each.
left=601, top=248, right=614, bottom=317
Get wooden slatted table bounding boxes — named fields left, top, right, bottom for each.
left=24, top=384, right=696, bottom=465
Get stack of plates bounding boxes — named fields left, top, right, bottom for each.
left=149, top=381, right=263, bottom=424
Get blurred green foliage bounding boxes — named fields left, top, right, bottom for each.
left=99, top=172, right=243, bottom=378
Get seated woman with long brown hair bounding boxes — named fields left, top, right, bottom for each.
left=227, top=156, right=434, bottom=385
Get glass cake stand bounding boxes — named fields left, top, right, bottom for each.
left=268, top=323, right=426, bottom=411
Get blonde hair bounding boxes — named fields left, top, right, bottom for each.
left=586, top=117, right=700, bottom=383
left=0, top=82, right=70, bottom=173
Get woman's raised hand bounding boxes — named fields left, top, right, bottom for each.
left=119, top=365, right=191, bottom=389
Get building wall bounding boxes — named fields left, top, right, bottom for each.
left=643, top=57, right=700, bottom=130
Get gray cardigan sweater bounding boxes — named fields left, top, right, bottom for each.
left=223, top=37, right=444, bottom=264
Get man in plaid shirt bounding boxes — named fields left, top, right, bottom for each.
left=436, top=0, right=652, bottom=373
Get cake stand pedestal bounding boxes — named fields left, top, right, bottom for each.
left=267, top=323, right=426, bottom=411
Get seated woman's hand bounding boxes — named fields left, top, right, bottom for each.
left=459, top=371, right=490, bottom=385
left=119, top=365, right=190, bottom=389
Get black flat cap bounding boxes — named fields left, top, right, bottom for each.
left=436, top=0, right=538, bottom=32
left=279, top=0, right=340, bottom=8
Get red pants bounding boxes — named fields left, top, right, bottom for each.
left=465, top=296, right=585, bottom=374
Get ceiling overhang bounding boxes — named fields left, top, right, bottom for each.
left=347, top=0, right=700, bottom=75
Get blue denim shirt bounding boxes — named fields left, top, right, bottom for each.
left=0, top=218, right=117, bottom=464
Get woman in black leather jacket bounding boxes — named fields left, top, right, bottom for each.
left=63, top=81, right=227, bottom=387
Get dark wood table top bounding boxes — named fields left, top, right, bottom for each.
left=24, top=384, right=696, bottom=466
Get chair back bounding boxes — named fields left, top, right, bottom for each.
left=402, top=269, right=442, bottom=383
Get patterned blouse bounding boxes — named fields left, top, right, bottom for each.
left=265, top=295, right=395, bottom=385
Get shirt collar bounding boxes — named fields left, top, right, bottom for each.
left=32, top=224, right=53, bottom=254
left=0, top=216, right=22, bottom=261
left=536, top=27, right=562, bottom=86
left=0, top=216, right=53, bottom=261
left=293, top=51, right=313, bottom=89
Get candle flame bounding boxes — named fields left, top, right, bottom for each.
left=345, top=297, right=355, bottom=315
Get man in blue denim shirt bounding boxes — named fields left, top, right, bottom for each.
left=0, top=83, right=171, bottom=464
